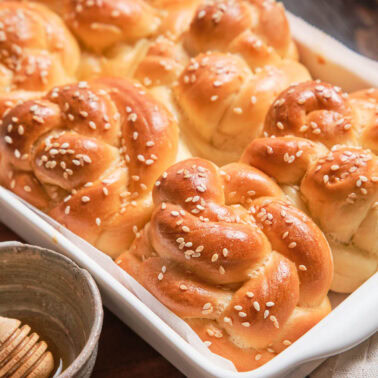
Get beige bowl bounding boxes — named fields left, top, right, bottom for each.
left=0, top=242, right=103, bottom=377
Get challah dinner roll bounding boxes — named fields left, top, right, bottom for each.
left=185, top=0, right=298, bottom=63
left=242, top=137, right=377, bottom=293
left=0, top=77, right=181, bottom=258
left=117, top=157, right=333, bottom=371
left=263, top=81, right=378, bottom=152
left=173, top=52, right=310, bottom=165
left=0, top=1, right=80, bottom=92
left=45, top=0, right=200, bottom=84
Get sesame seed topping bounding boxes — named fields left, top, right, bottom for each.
left=298, top=265, right=307, bottom=271
left=253, top=301, right=260, bottom=311
left=211, top=253, right=219, bottom=262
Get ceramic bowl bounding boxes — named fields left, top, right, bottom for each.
left=0, top=242, right=103, bottom=377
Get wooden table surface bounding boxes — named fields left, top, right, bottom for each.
left=0, top=222, right=184, bottom=378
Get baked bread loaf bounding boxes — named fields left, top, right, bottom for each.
left=173, top=51, right=310, bottom=165
left=39, top=0, right=200, bottom=84
left=0, top=1, right=80, bottom=92
left=30, top=0, right=311, bottom=165
left=170, top=0, right=311, bottom=164
left=256, top=80, right=378, bottom=292
left=263, top=81, right=378, bottom=153
left=0, top=77, right=180, bottom=258
left=242, top=136, right=377, bottom=293
left=117, top=157, right=333, bottom=371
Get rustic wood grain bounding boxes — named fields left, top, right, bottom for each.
left=0, top=222, right=183, bottom=378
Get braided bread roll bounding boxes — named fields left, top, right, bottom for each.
left=256, top=80, right=378, bottom=292
left=34, top=0, right=310, bottom=166
left=0, top=1, right=80, bottom=92
left=117, top=157, right=333, bottom=371
left=0, top=77, right=181, bottom=257
left=242, top=136, right=377, bottom=293
left=262, top=81, right=378, bottom=153
left=40, top=0, right=200, bottom=84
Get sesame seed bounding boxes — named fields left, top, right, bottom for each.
left=253, top=301, right=260, bottom=311
left=198, top=9, right=206, bottom=18
left=276, top=122, right=284, bottom=130
left=238, top=312, right=247, bottom=318
left=266, top=302, right=275, bottom=307
left=323, top=175, right=329, bottom=183
left=246, top=292, right=254, bottom=298
left=24, top=185, right=31, bottom=192
left=298, top=265, right=307, bottom=271
left=182, top=226, right=190, bottom=233
left=211, top=253, right=219, bottom=262
left=203, top=302, right=211, bottom=310
left=158, top=273, right=164, bottom=281
left=96, top=218, right=101, bottom=226
left=283, top=340, right=291, bottom=346
left=81, top=196, right=90, bottom=203
left=255, top=354, right=262, bottom=361
left=288, top=242, right=297, bottom=249
left=179, top=284, right=188, bottom=291
left=270, top=315, right=279, bottom=328
left=4, top=136, right=13, bottom=144
left=282, top=231, right=289, bottom=239
left=219, top=266, right=225, bottom=275
left=210, top=95, right=218, bottom=102
left=234, top=305, right=243, bottom=311
left=264, top=310, right=269, bottom=319
left=128, top=113, right=138, bottom=122
left=241, top=322, right=250, bottom=327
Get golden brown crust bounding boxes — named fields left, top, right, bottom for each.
left=263, top=81, right=358, bottom=148
left=185, top=0, right=292, bottom=59
left=0, top=77, right=179, bottom=257
left=241, top=136, right=378, bottom=293
left=117, top=156, right=333, bottom=370
left=61, top=0, right=161, bottom=52
left=0, top=2, right=80, bottom=91
left=241, top=136, right=327, bottom=184
left=174, top=53, right=310, bottom=165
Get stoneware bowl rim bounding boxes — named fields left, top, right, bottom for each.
left=0, top=241, right=104, bottom=377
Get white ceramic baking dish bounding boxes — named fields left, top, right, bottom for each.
left=0, top=12, right=377, bottom=378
